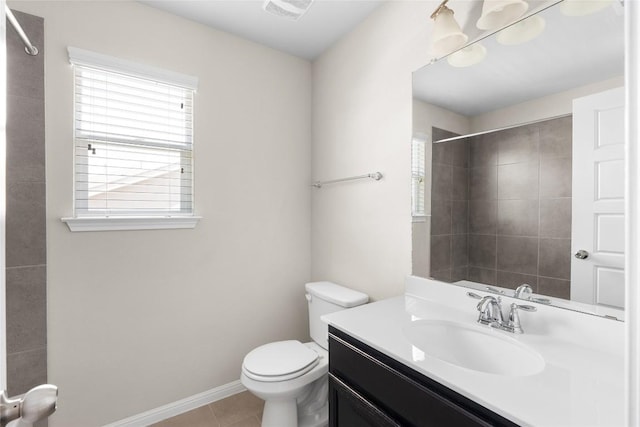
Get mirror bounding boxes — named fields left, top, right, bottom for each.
left=411, top=0, right=625, bottom=318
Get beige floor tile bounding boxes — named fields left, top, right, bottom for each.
left=209, top=391, right=264, bottom=427
left=226, top=415, right=261, bottom=427
left=150, top=406, right=219, bottom=427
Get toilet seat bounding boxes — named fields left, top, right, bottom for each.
left=242, top=340, right=320, bottom=382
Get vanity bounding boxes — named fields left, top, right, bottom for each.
left=324, top=276, right=624, bottom=426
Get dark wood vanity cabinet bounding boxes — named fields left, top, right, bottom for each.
left=328, top=326, right=519, bottom=427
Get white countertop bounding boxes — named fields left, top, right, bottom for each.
left=324, top=277, right=625, bottom=427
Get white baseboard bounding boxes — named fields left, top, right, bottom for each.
left=104, top=380, right=246, bottom=427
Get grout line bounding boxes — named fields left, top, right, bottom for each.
left=537, top=274, right=571, bottom=281
left=205, top=404, right=218, bottom=426
left=6, top=176, right=46, bottom=188
left=6, top=264, right=46, bottom=270
left=7, top=346, right=46, bottom=357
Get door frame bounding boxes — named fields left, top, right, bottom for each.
left=625, top=2, right=640, bottom=424
left=1, top=0, right=8, bottom=392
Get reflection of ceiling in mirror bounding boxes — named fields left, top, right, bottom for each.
left=412, top=2, right=624, bottom=117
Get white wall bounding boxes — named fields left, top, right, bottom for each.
left=471, top=76, right=625, bottom=132
left=8, top=1, right=311, bottom=425
left=311, top=1, right=439, bottom=301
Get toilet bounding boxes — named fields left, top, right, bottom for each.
left=241, top=281, right=368, bottom=427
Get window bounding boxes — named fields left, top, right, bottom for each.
left=412, top=136, right=426, bottom=217
left=63, top=48, right=200, bottom=231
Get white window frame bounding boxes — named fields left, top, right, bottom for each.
left=62, top=47, right=201, bottom=232
left=412, top=135, right=427, bottom=220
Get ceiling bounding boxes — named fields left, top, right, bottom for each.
left=139, top=0, right=384, bottom=60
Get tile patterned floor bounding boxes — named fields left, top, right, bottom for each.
left=150, top=391, right=264, bottom=427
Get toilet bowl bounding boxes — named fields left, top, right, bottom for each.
left=240, top=282, right=368, bottom=427
left=241, top=341, right=328, bottom=427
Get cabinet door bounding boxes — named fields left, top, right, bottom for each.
left=329, top=373, right=401, bottom=427
left=329, top=328, right=518, bottom=427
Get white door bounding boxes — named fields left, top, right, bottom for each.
left=571, top=87, right=625, bottom=308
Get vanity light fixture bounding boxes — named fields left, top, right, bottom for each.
left=263, top=0, right=314, bottom=21
left=476, top=0, right=529, bottom=30
left=430, top=0, right=468, bottom=57
left=447, top=43, right=487, bottom=67
left=496, top=14, right=545, bottom=45
left=559, top=0, right=613, bottom=16
left=429, top=0, right=537, bottom=67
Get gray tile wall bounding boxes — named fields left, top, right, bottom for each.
left=6, top=10, right=47, bottom=396
left=430, top=128, right=469, bottom=282
left=430, top=117, right=573, bottom=299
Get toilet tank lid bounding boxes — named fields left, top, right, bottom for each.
left=305, top=281, right=369, bottom=307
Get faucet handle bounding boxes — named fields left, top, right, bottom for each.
left=513, top=303, right=536, bottom=312
left=466, top=292, right=482, bottom=299
left=485, top=286, right=505, bottom=295
left=506, top=303, right=536, bottom=334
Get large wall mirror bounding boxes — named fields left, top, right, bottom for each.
left=411, top=0, right=625, bottom=318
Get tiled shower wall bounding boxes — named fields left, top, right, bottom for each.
left=429, top=128, right=469, bottom=283
left=6, top=10, right=47, bottom=396
left=430, top=117, right=573, bottom=299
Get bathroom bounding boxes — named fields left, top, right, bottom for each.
left=0, top=0, right=638, bottom=426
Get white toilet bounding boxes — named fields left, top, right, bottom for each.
left=241, top=281, right=368, bottom=427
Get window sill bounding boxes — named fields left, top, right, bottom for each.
left=412, top=215, right=430, bottom=223
left=61, top=216, right=201, bottom=232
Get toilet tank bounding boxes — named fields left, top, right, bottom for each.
left=305, top=281, right=368, bottom=350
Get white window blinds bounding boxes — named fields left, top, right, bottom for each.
left=412, top=137, right=426, bottom=216
left=70, top=49, right=196, bottom=218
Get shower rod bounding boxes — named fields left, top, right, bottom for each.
left=5, top=6, right=38, bottom=56
left=311, top=171, right=383, bottom=189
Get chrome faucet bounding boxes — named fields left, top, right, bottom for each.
left=476, top=295, right=504, bottom=326
left=514, top=284, right=533, bottom=299
left=468, top=292, right=537, bottom=334
left=514, top=283, right=551, bottom=304
left=486, top=284, right=552, bottom=305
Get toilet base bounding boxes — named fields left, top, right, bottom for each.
left=261, top=398, right=297, bottom=427
left=259, top=389, right=328, bottom=427
left=297, top=376, right=328, bottom=427
left=299, top=402, right=328, bottom=427
left=260, top=400, right=327, bottom=427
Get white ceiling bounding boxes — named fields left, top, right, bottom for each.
left=139, top=0, right=384, bottom=60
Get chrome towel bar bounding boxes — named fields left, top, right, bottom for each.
left=311, top=172, right=383, bottom=189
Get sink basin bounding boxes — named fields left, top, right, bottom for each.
left=403, top=319, right=545, bottom=376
